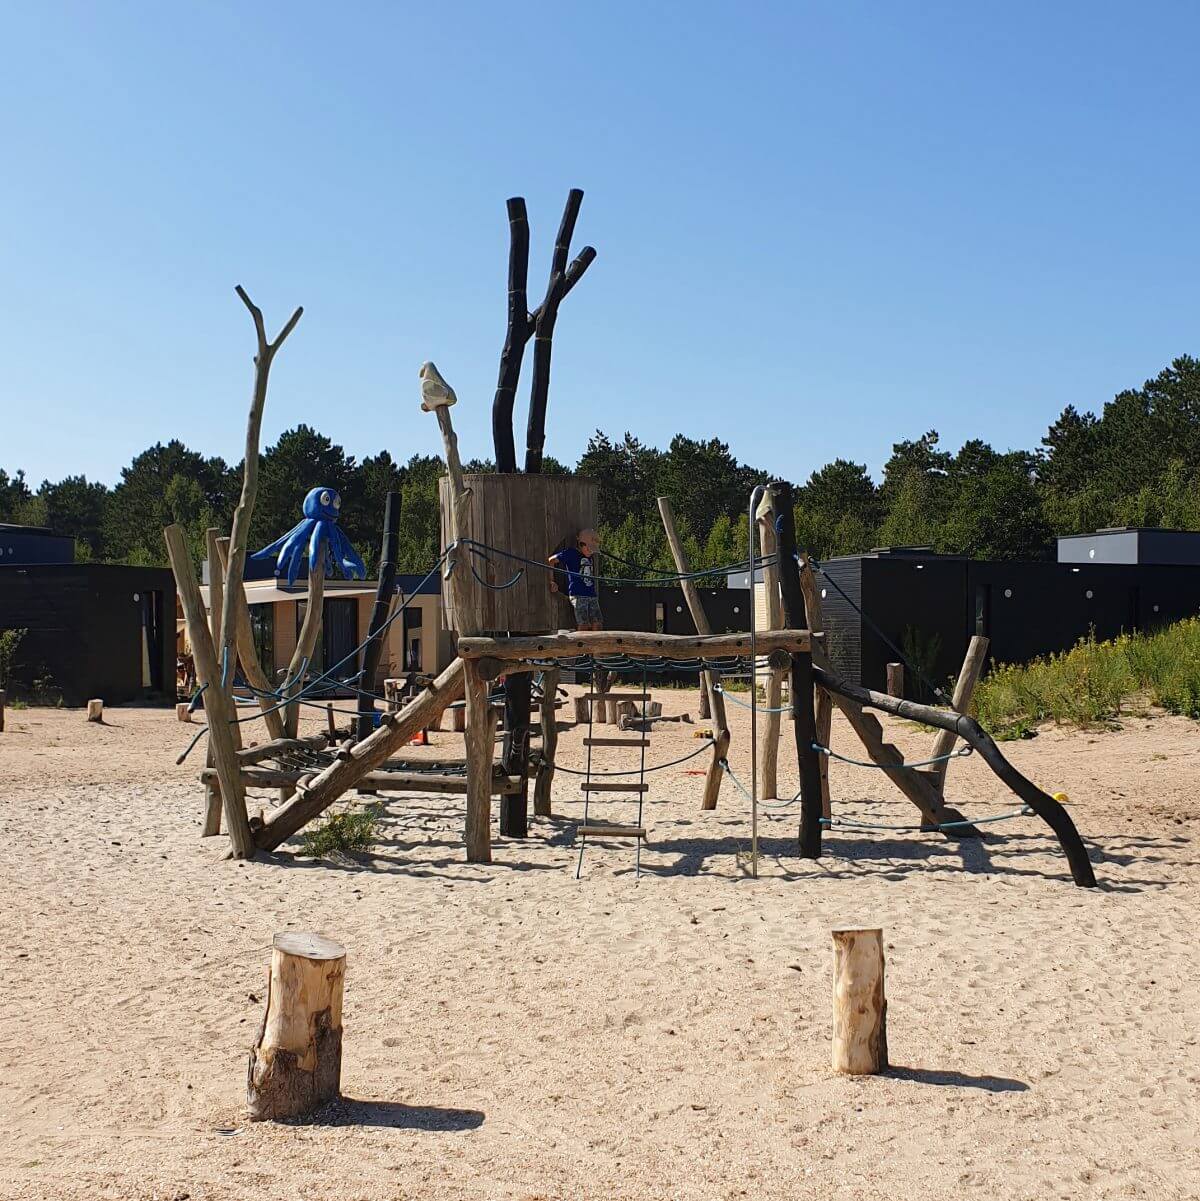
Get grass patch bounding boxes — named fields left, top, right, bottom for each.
left=973, top=617, right=1200, bottom=737
left=298, top=805, right=382, bottom=859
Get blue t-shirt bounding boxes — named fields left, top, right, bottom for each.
left=553, top=546, right=596, bottom=597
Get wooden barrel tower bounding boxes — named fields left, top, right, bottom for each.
left=439, top=473, right=598, bottom=635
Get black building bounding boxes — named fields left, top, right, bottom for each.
left=0, top=526, right=175, bottom=706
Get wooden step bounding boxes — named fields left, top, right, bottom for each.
left=579, top=781, right=649, bottom=793
left=583, top=737, right=651, bottom=747
left=580, top=692, right=649, bottom=701
left=578, top=824, right=646, bottom=839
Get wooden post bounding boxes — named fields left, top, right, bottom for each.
left=929, top=635, right=990, bottom=790
left=831, top=928, right=887, bottom=1075
left=573, top=696, right=589, bottom=724
left=533, top=667, right=560, bottom=817
left=500, top=672, right=531, bottom=838
left=246, top=932, right=345, bottom=1121
left=886, top=662, right=904, bottom=698
left=357, top=490, right=401, bottom=740
left=755, top=487, right=785, bottom=799
left=492, top=197, right=531, bottom=474
left=164, top=524, right=255, bottom=859
left=772, top=483, right=824, bottom=858
left=214, top=537, right=285, bottom=742
left=176, top=702, right=191, bottom=723
left=86, top=699, right=103, bottom=722
left=464, top=659, right=495, bottom=863
left=657, top=496, right=729, bottom=810
left=205, top=529, right=241, bottom=837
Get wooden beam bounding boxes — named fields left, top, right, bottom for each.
left=795, top=551, right=832, bottom=818
left=457, top=629, right=811, bottom=662
left=252, top=658, right=465, bottom=852
left=164, top=524, right=255, bottom=859
left=657, top=495, right=729, bottom=811
left=755, top=487, right=785, bottom=801
left=204, top=766, right=522, bottom=795
left=236, top=734, right=329, bottom=764
left=464, top=658, right=495, bottom=863
left=929, top=635, right=990, bottom=790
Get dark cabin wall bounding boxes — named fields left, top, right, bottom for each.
left=0, top=564, right=176, bottom=706
left=813, top=558, right=864, bottom=687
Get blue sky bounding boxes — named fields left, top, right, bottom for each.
left=1, top=1, right=1197, bottom=488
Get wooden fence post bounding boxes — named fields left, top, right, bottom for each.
left=464, top=659, right=495, bottom=863
left=533, top=667, right=560, bottom=817
left=886, top=662, right=904, bottom=698
left=929, top=635, right=990, bottom=790
left=755, top=487, right=784, bottom=799
left=831, top=928, right=887, bottom=1074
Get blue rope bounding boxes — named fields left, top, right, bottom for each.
left=714, top=683, right=791, bottom=713
left=822, top=807, right=1032, bottom=833
left=812, top=742, right=972, bottom=769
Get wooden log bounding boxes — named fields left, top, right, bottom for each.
left=357, top=490, right=400, bottom=740
left=464, top=659, right=495, bottom=863
left=616, top=700, right=637, bottom=724
left=237, top=734, right=329, bottom=765
left=176, top=702, right=191, bottom=723
left=533, top=667, right=560, bottom=817
left=86, top=699, right=103, bottom=722
left=648, top=700, right=662, bottom=719
left=326, top=704, right=336, bottom=737
left=492, top=196, right=531, bottom=473
left=253, top=659, right=465, bottom=852
left=164, top=524, right=255, bottom=859
left=283, top=562, right=325, bottom=741
left=755, top=487, right=785, bottom=800
left=458, top=629, right=811, bottom=661
left=772, top=483, right=824, bottom=858
left=452, top=705, right=467, bottom=733
left=214, top=537, right=286, bottom=743
left=831, top=928, right=887, bottom=1075
left=796, top=551, right=833, bottom=818
left=886, top=662, right=905, bottom=699
left=573, top=696, right=589, bottom=723
left=929, top=635, right=990, bottom=790
left=204, top=767, right=522, bottom=795
left=246, top=932, right=345, bottom=1121
left=658, top=497, right=729, bottom=811
left=500, top=669, right=531, bottom=838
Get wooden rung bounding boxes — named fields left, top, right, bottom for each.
left=582, top=737, right=651, bottom=747
left=579, top=781, right=649, bottom=793
left=579, top=824, right=646, bottom=839
left=580, top=692, right=649, bottom=701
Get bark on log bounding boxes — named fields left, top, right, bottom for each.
left=573, top=696, right=589, bottom=724
left=929, top=635, right=990, bottom=789
left=459, top=630, right=810, bottom=661
left=253, top=659, right=464, bottom=852
left=164, top=524, right=254, bottom=859
left=464, top=659, right=496, bottom=863
left=533, top=667, right=560, bottom=816
left=247, top=931, right=345, bottom=1121
left=831, top=928, right=887, bottom=1075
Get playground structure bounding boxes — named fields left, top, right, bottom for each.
left=167, top=194, right=1097, bottom=888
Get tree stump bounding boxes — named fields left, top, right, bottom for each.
left=886, top=663, right=904, bottom=699
left=86, top=699, right=103, bottom=722
left=176, top=702, right=191, bottom=723
left=831, top=928, right=887, bottom=1074
left=573, top=696, right=589, bottom=724
left=247, top=932, right=346, bottom=1121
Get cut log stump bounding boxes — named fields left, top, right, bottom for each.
left=176, top=702, right=192, bottom=723
left=86, top=699, right=103, bottom=722
left=831, top=927, right=887, bottom=1074
left=247, top=932, right=346, bottom=1121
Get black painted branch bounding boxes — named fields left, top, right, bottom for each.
left=772, top=482, right=825, bottom=858
left=356, top=491, right=401, bottom=741
left=493, top=197, right=529, bottom=473
left=524, top=269, right=566, bottom=474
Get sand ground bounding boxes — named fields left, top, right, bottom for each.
left=1, top=688, right=1198, bottom=1200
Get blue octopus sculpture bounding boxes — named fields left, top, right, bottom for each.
left=252, top=486, right=367, bottom=587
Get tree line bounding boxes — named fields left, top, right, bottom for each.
left=3, top=354, right=1198, bottom=580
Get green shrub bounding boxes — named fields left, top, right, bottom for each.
left=298, top=805, right=381, bottom=858
left=0, top=628, right=26, bottom=688
left=973, top=617, right=1200, bottom=735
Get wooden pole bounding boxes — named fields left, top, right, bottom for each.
left=86, top=699, right=103, bottom=722
left=459, top=629, right=811, bottom=661
left=500, top=673, right=531, bottom=837
left=533, top=667, right=560, bottom=816
left=218, top=287, right=302, bottom=755
left=755, top=487, right=784, bottom=800
left=772, top=483, right=824, bottom=859
left=246, top=931, right=345, bottom=1120
left=202, top=528, right=227, bottom=834
left=886, top=662, right=905, bottom=698
left=492, top=197, right=530, bottom=474
left=214, top=537, right=285, bottom=742
left=831, top=928, right=887, bottom=1075
left=283, top=562, right=325, bottom=741
left=657, top=496, right=729, bottom=810
left=356, top=490, right=401, bottom=741
left=464, top=658, right=495, bottom=862
left=929, top=635, right=990, bottom=790
left=253, top=658, right=465, bottom=852
left=164, top=524, right=255, bottom=859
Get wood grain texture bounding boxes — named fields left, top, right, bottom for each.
left=831, top=928, right=887, bottom=1074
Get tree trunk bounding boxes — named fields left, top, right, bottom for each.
left=357, top=491, right=400, bottom=741
left=831, top=928, right=887, bottom=1075
left=929, top=635, right=990, bottom=790
left=247, top=932, right=345, bottom=1120
left=464, top=659, right=496, bottom=863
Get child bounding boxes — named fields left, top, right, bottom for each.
left=549, top=528, right=602, bottom=630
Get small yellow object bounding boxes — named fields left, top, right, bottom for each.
left=1052, top=791, right=1069, bottom=804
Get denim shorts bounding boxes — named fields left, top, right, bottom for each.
left=570, top=595, right=602, bottom=625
